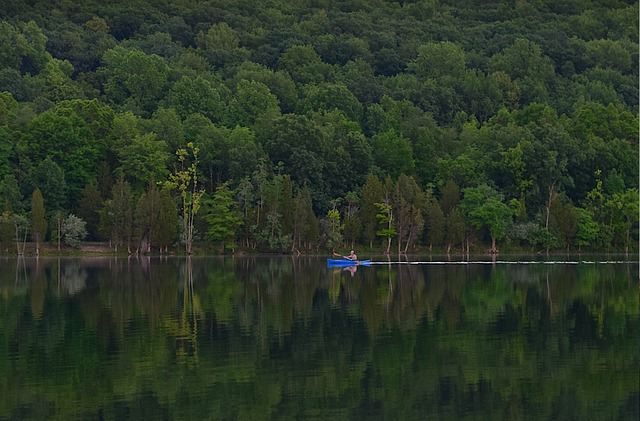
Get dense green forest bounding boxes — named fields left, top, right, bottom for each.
left=0, top=0, right=637, bottom=254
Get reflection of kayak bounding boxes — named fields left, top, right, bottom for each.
left=327, top=259, right=371, bottom=267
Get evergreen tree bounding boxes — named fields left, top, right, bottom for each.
left=100, top=174, right=133, bottom=253
left=360, top=173, right=384, bottom=248
left=204, top=182, right=241, bottom=253
left=424, top=195, right=445, bottom=251
left=76, top=183, right=103, bottom=241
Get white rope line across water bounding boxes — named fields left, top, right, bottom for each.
left=367, top=260, right=638, bottom=265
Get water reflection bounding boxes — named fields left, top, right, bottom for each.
left=0, top=255, right=637, bottom=420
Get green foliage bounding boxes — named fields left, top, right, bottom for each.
left=166, top=143, right=204, bottom=254
left=226, top=126, right=263, bottom=181
left=100, top=174, right=133, bottom=252
left=424, top=196, right=444, bottom=249
left=360, top=173, right=384, bottom=247
left=21, top=108, right=99, bottom=204
left=117, top=132, right=170, bottom=188
left=573, top=207, right=599, bottom=249
left=409, top=41, right=467, bottom=80
left=0, top=174, right=23, bottom=213
left=204, top=183, right=241, bottom=251
left=370, top=129, right=415, bottom=179
left=460, top=184, right=514, bottom=249
left=298, top=82, right=363, bottom=122
left=60, top=214, right=87, bottom=248
left=226, top=79, right=281, bottom=128
left=375, top=202, right=395, bottom=254
left=76, top=182, right=103, bottom=241
left=30, top=187, right=46, bottom=245
left=445, top=207, right=465, bottom=252
left=162, top=76, right=225, bottom=122
left=325, top=208, right=343, bottom=251
left=0, top=0, right=636, bottom=253
left=100, top=46, right=170, bottom=115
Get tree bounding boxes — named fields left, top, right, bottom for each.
left=194, top=22, right=249, bottom=69
left=393, top=175, right=425, bottom=253
left=230, top=61, right=298, bottom=113
left=50, top=210, right=65, bottom=252
left=313, top=109, right=373, bottom=199
left=281, top=175, right=294, bottom=242
left=183, top=114, right=228, bottom=191
left=360, top=174, right=384, bottom=248
left=134, top=183, right=177, bottom=253
left=30, top=188, right=46, bottom=255
left=100, top=46, right=170, bottom=116
left=0, top=174, right=23, bottom=213
left=573, top=207, right=599, bottom=251
left=0, top=211, right=12, bottom=252
left=0, top=20, right=49, bottom=73
left=134, top=184, right=160, bottom=253
left=21, top=108, right=99, bottom=204
left=445, top=208, right=465, bottom=254
left=297, top=82, right=363, bottom=123
left=342, top=191, right=361, bottom=249
left=204, top=182, right=241, bottom=253
left=0, top=126, right=14, bottom=180
left=227, top=126, right=264, bottom=181
left=460, top=184, right=514, bottom=253
left=146, top=107, right=185, bottom=153
left=31, top=157, right=67, bottom=213
left=166, top=143, right=203, bottom=254
left=325, top=208, right=343, bottom=252
left=61, top=214, right=87, bottom=248
left=0, top=20, right=33, bottom=70
left=100, top=174, right=133, bottom=253
left=605, top=188, right=639, bottom=253
left=156, top=187, right=178, bottom=253
left=76, top=183, right=102, bottom=241
left=440, top=179, right=460, bottom=215
left=375, top=202, right=395, bottom=255
left=253, top=174, right=292, bottom=252
left=225, top=79, right=281, bottom=128
left=293, top=185, right=318, bottom=252
left=162, top=75, right=226, bottom=122
left=37, top=58, right=84, bottom=102
left=370, top=129, right=415, bottom=179
left=13, top=214, right=28, bottom=255
left=261, top=114, right=331, bottom=209
left=548, top=195, right=577, bottom=251
left=117, top=132, right=170, bottom=189
left=424, top=195, right=445, bottom=251
left=488, top=38, right=555, bottom=104
left=278, top=44, right=334, bottom=85
left=411, top=41, right=467, bottom=79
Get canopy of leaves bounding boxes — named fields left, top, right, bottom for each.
left=0, top=0, right=636, bottom=253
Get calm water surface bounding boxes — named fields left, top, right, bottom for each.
left=0, top=255, right=638, bottom=420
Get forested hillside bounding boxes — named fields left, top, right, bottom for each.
left=0, top=0, right=637, bottom=254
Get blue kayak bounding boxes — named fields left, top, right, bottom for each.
left=327, top=259, right=371, bottom=267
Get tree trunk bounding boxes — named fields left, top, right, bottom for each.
left=545, top=182, right=557, bottom=230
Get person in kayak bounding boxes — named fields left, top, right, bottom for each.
left=346, top=250, right=357, bottom=261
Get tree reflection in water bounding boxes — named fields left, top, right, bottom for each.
left=0, top=255, right=636, bottom=420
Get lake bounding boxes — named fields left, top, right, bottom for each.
left=0, top=255, right=638, bottom=420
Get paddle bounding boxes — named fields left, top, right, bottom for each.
left=333, top=251, right=357, bottom=260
